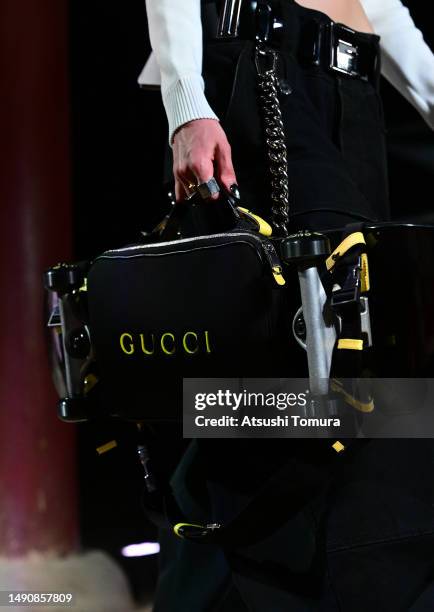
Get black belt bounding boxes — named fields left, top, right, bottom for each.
left=203, top=1, right=380, bottom=84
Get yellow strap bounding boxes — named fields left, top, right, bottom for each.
left=326, top=232, right=366, bottom=271
left=330, top=379, right=374, bottom=413
left=337, top=338, right=363, bottom=351
left=237, top=207, right=273, bottom=237
left=96, top=440, right=118, bottom=455
left=360, top=253, right=370, bottom=293
left=173, top=522, right=205, bottom=538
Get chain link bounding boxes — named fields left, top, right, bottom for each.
left=255, top=45, right=290, bottom=236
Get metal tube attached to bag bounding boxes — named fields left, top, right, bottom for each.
left=297, top=264, right=336, bottom=395
left=281, top=232, right=335, bottom=396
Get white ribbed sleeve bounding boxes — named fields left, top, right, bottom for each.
left=163, top=74, right=219, bottom=141
left=144, top=0, right=218, bottom=143
left=142, top=0, right=434, bottom=137
left=361, top=0, right=434, bottom=129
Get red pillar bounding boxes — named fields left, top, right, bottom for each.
left=0, top=0, right=78, bottom=554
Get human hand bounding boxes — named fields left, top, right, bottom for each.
left=172, top=119, right=238, bottom=201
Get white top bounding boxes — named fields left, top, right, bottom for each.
left=142, top=0, right=434, bottom=142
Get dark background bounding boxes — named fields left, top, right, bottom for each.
left=69, top=1, right=434, bottom=606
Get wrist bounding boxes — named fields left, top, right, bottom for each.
left=173, top=118, right=220, bottom=142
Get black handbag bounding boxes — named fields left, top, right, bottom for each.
left=44, top=36, right=300, bottom=423
left=86, top=192, right=297, bottom=421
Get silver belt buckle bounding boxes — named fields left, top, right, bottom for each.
left=329, top=23, right=360, bottom=78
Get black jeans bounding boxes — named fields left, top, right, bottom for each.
left=155, top=4, right=434, bottom=611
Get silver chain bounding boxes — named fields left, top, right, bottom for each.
left=255, top=45, right=290, bottom=236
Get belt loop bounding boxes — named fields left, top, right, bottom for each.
left=275, top=0, right=300, bottom=59
left=373, top=43, right=382, bottom=91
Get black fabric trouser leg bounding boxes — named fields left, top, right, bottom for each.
left=154, top=440, right=434, bottom=612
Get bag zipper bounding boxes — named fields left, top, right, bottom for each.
left=97, top=231, right=286, bottom=287
left=261, top=241, right=286, bottom=286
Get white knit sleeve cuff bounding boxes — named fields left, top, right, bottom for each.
left=162, top=74, right=219, bottom=144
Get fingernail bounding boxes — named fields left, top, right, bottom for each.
left=230, top=184, right=241, bottom=199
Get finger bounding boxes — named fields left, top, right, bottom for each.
left=183, top=168, right=199, bottom=195
left=174, top=179, right=185, bottom=203
left=173, top=141, right=185, bottom=202
left=174, top=169, right=193, bottom=202
left=215, top=141, right=237, bottom=195
left=180, top=170, right=199, bottom=200
left=190, top=156, right=219, bottom=200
